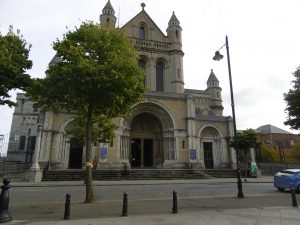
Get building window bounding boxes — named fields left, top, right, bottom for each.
left=156, top=62, right=164, bottom=91
left=176, top=30, right=178, bottom=38
left=182, top=140, right=185, bottom=149
left=140, top=26, right=145, bottom=39
left=291, top=140, right=295, bottom=146
left=19, top=136, right=26, bottom=150
left=138, top=59, right=146, bottom=86
left=138, top=59, right=146, bottom=69
left=177, top=68, right=180, bottom=78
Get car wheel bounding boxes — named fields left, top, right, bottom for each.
left=277, top=187, right=285, bottom=191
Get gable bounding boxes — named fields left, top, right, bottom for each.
left=121, top=10, right=167, bottom=42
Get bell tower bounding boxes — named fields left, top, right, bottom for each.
left=100, top=0, right=117, bottom=28
left=206, top=70, right=224, bottom=116
left=167, top=12, right=184, bottom=93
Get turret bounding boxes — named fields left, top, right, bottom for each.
left=167, top=11, right=184, bottom=93
left=166, top=11, right=182, bottom=49
left=206, top=70, right=223, bottom=116
left=100, top=0, right=117, bottom=28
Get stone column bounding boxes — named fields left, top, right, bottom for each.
left=26, top=124, right=43, bottom=182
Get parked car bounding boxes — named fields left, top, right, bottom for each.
left=274, top=169, right=300, bottom=192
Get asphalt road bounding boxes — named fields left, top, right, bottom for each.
left=7, top=181, right=300, bottom=222
left=11, top=182, right=278, bottom=203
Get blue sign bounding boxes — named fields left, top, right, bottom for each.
left=100, top=147, right=108, bottom=159
left=190, top=149, right=196, bottom=160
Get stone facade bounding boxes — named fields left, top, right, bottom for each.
left=7, top=93, right=42, bottom=162
left=7, top=1, right=236, bottom=170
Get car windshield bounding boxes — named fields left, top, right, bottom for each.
left=280, top=170, right=300, bottom=175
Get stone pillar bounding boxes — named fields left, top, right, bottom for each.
left=27, top=124, right=43, bottom=182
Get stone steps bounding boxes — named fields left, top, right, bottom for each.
left=42, top=169, right=236, bottom=181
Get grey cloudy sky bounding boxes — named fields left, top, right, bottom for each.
left=1, top=0, right=300, bottom=135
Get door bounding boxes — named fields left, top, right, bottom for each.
left=143, top=139, right=153, bottom=167
left=68, top=139, right=83, bottom=169
left=203, top=142, right=214, bottom=169
left=130, top=139, right=141, bottom=167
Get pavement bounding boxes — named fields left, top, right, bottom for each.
left=5, top=176, right=300, bottom=225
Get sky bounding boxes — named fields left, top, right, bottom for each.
left=1, top=0, right=300, bottom=137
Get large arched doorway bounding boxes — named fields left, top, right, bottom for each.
left=200, top=126, right=221, bottom=169
left=130, top=113, right=163, bottom=168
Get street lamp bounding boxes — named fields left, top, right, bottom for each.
left=213, top=35, right=244, bottom=198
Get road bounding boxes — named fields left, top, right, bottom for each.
left=8, top=181, right=299, bottom=221
left=11, top=182, right=277, bottom=203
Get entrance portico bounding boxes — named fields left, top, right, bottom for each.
left=121, top=102, right=176, bottom=168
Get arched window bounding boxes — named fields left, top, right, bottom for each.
left=138, top=59, right=146, bottom=69
left=140, top=26, right=145, bottom=39
left=156, top=62, right=164, bottom=91
left=177, top=68, right=180, bottom=78
left=138, top=59, right=146, bottom=86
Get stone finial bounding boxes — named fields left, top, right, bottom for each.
left=141, top=3, right=146, bottom=10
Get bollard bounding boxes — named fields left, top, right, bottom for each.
left=0, top=178, right=12, bottom=223
left=64, top=193, right=71, bottom=220
left=172, top=190, right=178, bottom=214
left=122, top=192, right=128, bottom=217
left=291, top=189, right=298, bottom=207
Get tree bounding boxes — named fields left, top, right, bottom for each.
left=27, top=22, right=145, bottom=203
left=284, top=66, right=300, bottom=130
left=231, top=129, right=261, bottom=177
left=259, top=143, right=280, bottom=163
left=285, top=141, right=300, bottom=163
left=0, top=26, right=32, bottom=106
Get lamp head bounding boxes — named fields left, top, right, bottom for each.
left=213, top=51, right=224, bottom=61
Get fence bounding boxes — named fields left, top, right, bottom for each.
left=0, top=160, right=31, bottom=173
left=258, top=163, right=300, bottom=175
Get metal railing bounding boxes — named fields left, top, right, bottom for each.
left=0, top=160, right=31, bottom=173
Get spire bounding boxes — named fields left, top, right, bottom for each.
left=207, top=69, right=219, bottom=87
left=168, top=11, right=180, bottom=27
left=102, top=0, right=115, bottom=15
left=100, top=0, right=116, bottom=27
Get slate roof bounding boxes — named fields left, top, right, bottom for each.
left=256, top=124, right=291, bottom=134
left=168, top=11, right=180, bottom=26
left=103, top=0, right=115, bottom=14
left=49, top=54, right=62, bottom=66
left=207, top=69, right=219, bottom=83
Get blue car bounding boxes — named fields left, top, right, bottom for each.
left=274, top=169, right=300, bottom=192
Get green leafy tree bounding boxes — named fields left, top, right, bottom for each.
left=285, top=141, right=300, bottom=163
left=66, top=114, right=115, bottom=146
left=284, top=66, right=300, bottom=130
left=231, top=129, right=261, bottom=177
left=259, top=143, right=280, bottom=163
left=27, top=22, right=145, bottom=203
left=0, top=26, right=32, bottom=106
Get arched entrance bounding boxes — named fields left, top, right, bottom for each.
left=120, top=102, right=175, bottom=168
left=130, top=113, right=163, bottom=168
left=68, top=138, right=83, bottom=169
left=200, top=126, right=221, bottom=169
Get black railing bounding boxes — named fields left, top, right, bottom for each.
left=0, top=160, right=31, bottom=172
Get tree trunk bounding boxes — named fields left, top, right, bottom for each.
left=85, top=103, right=95, bottom=203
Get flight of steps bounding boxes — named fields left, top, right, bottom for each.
left=42, top=169, right=236, bottom=181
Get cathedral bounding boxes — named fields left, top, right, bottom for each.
left=7, top=1, right=236, bottom=170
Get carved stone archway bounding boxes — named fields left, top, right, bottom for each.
left=120, top=102, right=175, bottom=168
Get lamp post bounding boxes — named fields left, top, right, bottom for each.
left=213, top=35, right=244, bottom=198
